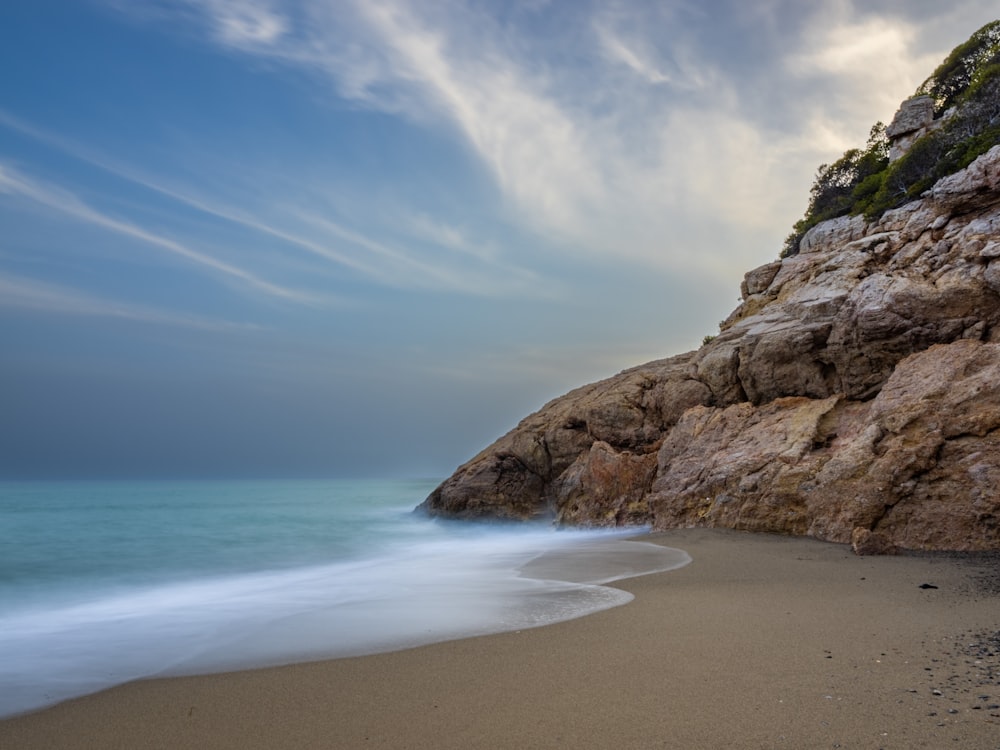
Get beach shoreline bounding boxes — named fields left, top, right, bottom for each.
left=2, top=528, right=998, bottom=749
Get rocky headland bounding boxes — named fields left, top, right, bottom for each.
left=420, top=140, right=1000, bottom=554
left=420, top=23, right=1000, bottom=553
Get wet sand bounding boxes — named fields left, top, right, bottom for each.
left=2, top=528, right=998, bottom=749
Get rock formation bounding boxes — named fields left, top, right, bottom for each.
left=419, top=144, right=1000, bottom=554
left=886, top=95, right=938, bottom=161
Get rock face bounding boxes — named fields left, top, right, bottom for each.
left=886, top=95, right=937, bottom=161
left=419, top=146, right=1000, bottom=553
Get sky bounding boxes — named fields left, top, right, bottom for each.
left=1, top=1, right=997, bottom=480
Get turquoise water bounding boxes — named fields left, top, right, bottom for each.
left=0, top=479, right=689, bottom=718
left=1, top=479, right=437, bottom=609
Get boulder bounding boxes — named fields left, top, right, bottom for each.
left=887, top=95, right=936, bottom=161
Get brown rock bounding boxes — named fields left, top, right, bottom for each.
left=647, top=396, right=842, bottom=536
left=851, top=527, right=898, bottom=556
left=552, top=441, right=659, bottom=526
left=420, top=144, right=1000, bottom=553
left=419, top=353, right=711, bottom=521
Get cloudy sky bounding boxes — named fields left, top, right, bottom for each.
left=1, top=1, right=996, bottom=479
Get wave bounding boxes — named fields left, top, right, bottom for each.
left=0, top=523, right=689, bottom=718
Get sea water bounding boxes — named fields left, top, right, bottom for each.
left=0, top=479, right=690, bottom=718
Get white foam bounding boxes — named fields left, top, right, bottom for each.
left=0, top=526, right=689, bottom=718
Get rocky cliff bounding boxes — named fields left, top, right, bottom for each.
left=419, top=145, right=1000, bottom=553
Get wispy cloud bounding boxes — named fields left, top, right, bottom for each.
left=594, top=22, right=711, bottom=91
left=218, top=0, right=606, bottom=248
left=0, top=162, right=319, bottom=305
left=104, top=0, right=290, bottom=47
left=596, top=27, right=671, bottom=85
left=405, top=213, right=497, bottom=263
left=290, top=208, right=546, bottom=298
left=0, top=109, right=543, bottom=297
left=0, top=112, right=380, bottom=280
left=119, top=0, right=609, bottom=253
left=102, top=0, right=992, bottom=279
left=0, top=272, right=264, bottom=332
left=196, top=0, right=288, bottom=46
left=99, top=3, right=803, bottom=268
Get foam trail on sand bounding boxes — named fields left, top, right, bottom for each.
left=0, top=519, right=688, bottom=718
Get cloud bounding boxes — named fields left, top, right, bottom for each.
left=120, top=1, right=812, bottom=269
left=105, top=0, right=290, bottom=47
left=0, top=113, right=380, bottom=281
left=112, top=1, right=611, bottom=255
left=196, top=0, right=288, bottom=46
left=0, top=272, right=264, bottom=331
left=0, top=163, right=321, bottom=304
left=597, top=27, right=671, bottom=85
left=101, top=0, right=994, bottom=281
left=354, top=1, right=605, bottom=238
left=405, top=213, right=497, bottom=263
left=0, top=109, right=545, bottom=298
left=593, top=15, right=712, bottom=92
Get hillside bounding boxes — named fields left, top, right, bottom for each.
left=418, top=27, right=1000, bottom=554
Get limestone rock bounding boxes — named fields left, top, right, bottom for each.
left=886, top=95, right=935, bottom=138
left=741, top=261, right=782, bottom=298
left=646, top=340, right=1000, bottom=552
left=420, top=145, right=1000, bottom=553
left=887, top=95, right=936, bottom=161
left=929, top=145, right=1000, bottom=210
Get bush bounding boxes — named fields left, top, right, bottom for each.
left=916, top=21, right=1000, bottom=115
left=781, top=124, right=888, bottom=258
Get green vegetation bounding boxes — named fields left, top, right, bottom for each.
left=783, top=20, right=1000, bottom=258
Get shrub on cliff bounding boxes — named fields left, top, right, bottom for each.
left=782, top=124, right=888, bottom=257
left=860, top=60, right=1000, bottom=222
left=917, top=20, right=1000, bottom=116
left=783, top=20, right=1000, bottom=258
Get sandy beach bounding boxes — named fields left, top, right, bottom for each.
left=2, top=528, right=998, bottom=749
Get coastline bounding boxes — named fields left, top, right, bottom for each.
left=2, top=528, right=998, bottom=749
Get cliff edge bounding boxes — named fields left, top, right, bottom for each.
left=419, top=143, right=1000, bottom=554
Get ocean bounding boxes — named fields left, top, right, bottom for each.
left=0, top=479, right=690, bottom=718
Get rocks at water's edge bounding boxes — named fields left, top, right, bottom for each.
left=418, top=145, right=1000, bottom=554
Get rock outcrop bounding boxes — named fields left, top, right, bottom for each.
left=886, top=95, right=938, bottom=161
left=419, top=145, right=1000, bottom=553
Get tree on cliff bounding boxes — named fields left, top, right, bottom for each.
left=917, top=19, right=1000, bottom=115
left=782, top=124, right=889, bottom=257
left=783, top=20, right=1000, bottom=258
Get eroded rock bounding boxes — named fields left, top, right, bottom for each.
left=419, top=146, right=1000, bottom=553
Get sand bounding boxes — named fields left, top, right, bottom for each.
left=2, top=528, right=998, bottom=749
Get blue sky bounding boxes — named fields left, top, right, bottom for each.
left=1, top=1, right=997, bottom=479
